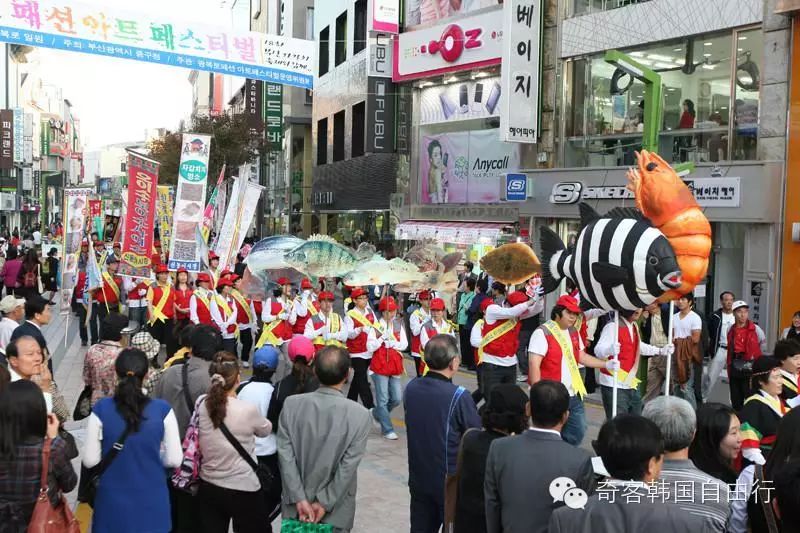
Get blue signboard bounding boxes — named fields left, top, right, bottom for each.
left=505, top=173, right=527, bottom=201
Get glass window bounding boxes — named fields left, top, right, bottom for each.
left=354, top=0, right=367, bottom=55
left=352, top=102, right=365, bottom=158
left=732, top=28, right=762, bottom=161
left=333, top=110, right=345, bottom=162
left=317, top=118, right=327, bottom=165
left=319, top=26, right=329, bottom=76
left=335, top=11, right=348, bottom=67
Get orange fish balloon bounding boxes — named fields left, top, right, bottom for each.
left=626, top=150, right=712, bottom=301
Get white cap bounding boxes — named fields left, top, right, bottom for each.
left=0, top=295, right=25, bottom=314
left=732, top=300, right=749, bottom=311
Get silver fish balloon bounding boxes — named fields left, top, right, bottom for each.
left=244, top=235, right=306, bottom=271
left=284, top=235, right=373, bottom=278
left=343, top=257, right=425, bottom=287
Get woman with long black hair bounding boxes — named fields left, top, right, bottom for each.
left=16, top=248, right=41, bottom=300
left=689, top=402, right=742, bottom=485
left=83, top=348, right=182, bottom=532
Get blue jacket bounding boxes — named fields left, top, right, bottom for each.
left=404, top=373, right=481, bottom=502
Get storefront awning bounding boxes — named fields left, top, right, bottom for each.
left=395, top=220, right=509, bottom=245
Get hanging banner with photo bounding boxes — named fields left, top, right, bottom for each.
left=418, top=129, right=521, bottom=204
left=500, top=0, right=541, bottom=143
left=156, top=186, right=175, bottom=253
left=404, top=0, right=502, bottom=28
left=88, top=199, right=103, bottom=239
left=60, top=186, right=94, bottom=314
left=168, top=134, right=212, bottom=272
left=201, top=165, right=225, bottom=244
left=0, top=0, right=315, bottom=89
left=213, top=173, right=264, bottom=270
left=119, top=152, right=159, bottom=277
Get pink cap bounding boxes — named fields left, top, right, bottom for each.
left=287, top=335, right=316, bottom=362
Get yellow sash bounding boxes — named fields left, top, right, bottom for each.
left=473, top=319, right=485, bottom=365
left=312, top=313, right=345, bottom=348
left=348, top=308, right=384, bottom=334
left=256, top=320, right=283, bottom=348
left=231, top=290, right=253, bottom=323
left=420, top=320, right=455, bottom=376
left=101, top=272, right=120, bottom=299
left=147, top=285, right=172, bottom=325
left=209, top=269, right=219, bottom=288
left=478, top=318, right=518, bottom=360
left=745, top=393, right=787, bottom=417
left=194, top=289, right=211, bottom=317
left=542, top=321, right=587, bottom=398
left=214, top=295, right=239, bottom=338
left=781, top=372, right=798, bottom=394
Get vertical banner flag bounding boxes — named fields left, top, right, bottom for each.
left=265, top=84, right=284, bottom=146
left=500, top=0, right=541, bottom=143
left=119, top=152, right=160, bottom=277
left=168, top=134, right=212, bottom=272
left=0, top=110, right=13, bottom=169
left=201, top=165, right=226, bottom=243
left=13, top=108, right=23, bottom=163
left=213, top=175, right=265, bottom=270
left=157, top=186, right=175, bottom=253
left=88, top=199, right=103, bottom=239
left=60, top=187, right=93, bottom=314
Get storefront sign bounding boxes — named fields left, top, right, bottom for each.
left=120, top=152, right=160, bottom=278
left=245, top=79, right=264, bottom=134
left=22, top=167, right=33, bottom=191
left=419, top=77, right=502, bottom=125
left=265, top=83, right=283, bottom=146
left=0, top=0, right=315, bottom=89
left=370, top=0, right=399, bottom=34
left=23, top=113, right=33, bottom=164
left=12, top=108, right=23, bottom=163
left=396, top=85, right=412, bottom=154
left=367, top=77, right=395, bottom=154
left=505, top=173, right=527, bottom=201
left=409, top=203, right=518, bottom=223
left=501, top=0, right=541, bottom=143
left=368, top=33, right=393, bottom=77
left=405, top=0, right=503, bottom=28
left=0, top=110, right=13, bottom=169
left=750, top=281, right=764, bottom=325
left=419, top=129, right=521, bottom=204
left=549, top=177, right=741, bottom=207
left=168, top=133, right=211, bottom=272
left=393, top=9, right=504, bottom=82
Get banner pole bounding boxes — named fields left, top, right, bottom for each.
left=612, top=311, right=619, bottom=418
left=664, top=301, right=675, bottom=397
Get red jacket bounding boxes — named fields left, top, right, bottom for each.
left=370, top=325, right=404, bottom=376
left=727, top=320, right=762, bottom=368
left=174, top=287, right=193, bottom=320
left=72, top=271, right=87, bottom=301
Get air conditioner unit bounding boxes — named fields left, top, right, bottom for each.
left=0, top=193, right=16, bottom=211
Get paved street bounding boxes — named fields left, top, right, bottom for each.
left=46, top=310, right=730, bottom=532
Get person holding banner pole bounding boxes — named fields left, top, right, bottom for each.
left=189, top=273, right=215, bottom=327
left=90, top=258, right=121, bottom=346
left=210, top=277, right=238, bottom=354
left=229, top=273, right=256, bottom=368
left=123, top=276, right=150, bottom=333
left=147, top=264, right=177, bottom=364
left=594, top=308, right=673, bottom=419
left=207, top=251, right=221, bottom=289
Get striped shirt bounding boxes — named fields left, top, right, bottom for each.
left=657, top=458, right=730, bottom=532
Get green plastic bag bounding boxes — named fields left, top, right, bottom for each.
left=280, top=519, right=333, bottom=533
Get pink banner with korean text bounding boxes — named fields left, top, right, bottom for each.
left=119, top=152, right=159, bottom=278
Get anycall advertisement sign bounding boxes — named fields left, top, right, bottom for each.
left=393, top=8, right=503, bottom=82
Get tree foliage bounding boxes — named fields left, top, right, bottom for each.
left=147, top=113, right=268, bottom=186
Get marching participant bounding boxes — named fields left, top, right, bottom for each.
left=173, top=267, right=193, bottom=334
left=229, top=273, right=257, bottom=368
left=123, top=275, right=150, bottom=333
left=207, top=251, right=221, bottom=288
left=418, top=298, right=456, bottom=375
left=210, top=277, right=238, bottom=354
left=468, top=299, right=492, bottom=405
left=345, top=287, right=378, bottom=410
left=290, top=278, right=319, bottom=335
left=593, top=307, right=674, bottom=419
left=147, top=264, right=177, bottom=363
left=257, top=277, right=294, bottom=349
left=528, top=294, right=620, bottom=446
left=303, top=291, right=347, bottom=352
left=90, top=257, right=123, bottom=346
left=367, top=296, right=408, bottom=440
left=189, top=272, right=214, bottom=326
left=409, top=291, right=432, bottom=376
left=479, top=289, right=543, bottom=398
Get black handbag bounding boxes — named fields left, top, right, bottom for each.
left=730, top=353, right=754, bottom=378
left=73, top=385, right=92, bottom=421
left=218, top=422, right=274, bottom=493
left=84, top=424, right=132, bottom=507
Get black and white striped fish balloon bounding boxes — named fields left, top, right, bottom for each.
left=539, top=203, right=683, bottom=312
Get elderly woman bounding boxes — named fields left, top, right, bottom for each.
left=739, top=356, right=788, bottom=467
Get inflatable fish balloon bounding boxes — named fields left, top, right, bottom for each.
left=343, top=257, right=425, bottom=287
left=626, top=150, right=712, bottom=301
left=403, top=243, right=461, bottom=273
left=284, top=234, right=372, bottom=278
left=244, top=235, right=305, bottom=272
left=480, top=242, right=541, bottom=285
left=539, top=203, right=682, bottom=312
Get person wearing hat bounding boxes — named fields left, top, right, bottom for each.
left=210, top=277, right=238, bottom=355
left=479, top=289, right=543, bottom=399
left=466, top=298, right=493, bottom=406
left=189, top=272, right=214, bottom=326
left=173, top=267, right=193, bottom=333
left=229, top=274, right=256, bottom=368
left=267, top=336, right=320, bottom=429
left=419, top=298, right=456, bottom=375
left=207, top=251, right=221, bottom=289
left=528, top=294, right=620, bottom=446
left=289, top=278, right=319, bottom=336
left=739, top=356, right=787, bottom=467
left=0, top=294, right=25, bottom=356
left=344, top=287, right=378, bottom=410
left=122, top=269, right=151, bottom=333
left=236, top=345, right=282, bottom=521
left=84, top=313, right=130, bottom=405
left=593, top=308, right=674, bottom=419
left=89, top=257, right=122, bottom=346
left=367, top=296, right=408, bottom=440
left=256, top=277, right=294, bottom=358
left=303, top=291, right=347, bottom=353
left=147, top=264, right=177, bottom=362
left=409, top=290, right=433, bottom=377
left=726, top=299, right=767, bottom=410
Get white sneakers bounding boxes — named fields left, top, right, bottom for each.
left=383, top=432, right=399, bottom=441
left=242, top=361, right=250, bottom=368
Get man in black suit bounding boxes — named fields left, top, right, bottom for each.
left=10, top=296, right=52, bottom=372
left=484, top=381, right=594, bottom=533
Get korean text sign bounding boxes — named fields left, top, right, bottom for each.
left=0, top=0, right=315, bottom=89
left=500, top=0, right=541, bottom=143
left=120, top=153, right=159, bottom=277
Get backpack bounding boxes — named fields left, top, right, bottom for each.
left=23, top=268, right=36, bottom=288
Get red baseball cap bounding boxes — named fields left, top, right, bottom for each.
left=216, top=277, right=233, bottom=288
left=430, top=298, right=446, bottom=311
left=208, top=251, right=219, bottom=260
left=378, top=297, right=398, bottom=312
left=318, top=291, right=335, bottom=301
left=350, top=288, right=368, bottom=299
left=226, top=273, right=241, bottom=282
left=418, top=290, right=432, bottom=301
left=154, top=264, right=169, bottom=274
left=220, top=269, right=232, bottom=278
left=507, top=291, right=529, bottom=306
left=276, top=277, right=291, bottom=286
left=196, top=273, right=212, bottom=284
left=301, top=278, right=313, bottom=290
left=177, top=267, right=188, bottom=274
left=556, top=294, right=582, bottom=314
left=480, top=298, right=493, bottom=313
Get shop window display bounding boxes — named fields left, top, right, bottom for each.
left=564, top=28, right=762, bottom=167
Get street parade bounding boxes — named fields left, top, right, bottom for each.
left=2, top=0, right=800, bottom=532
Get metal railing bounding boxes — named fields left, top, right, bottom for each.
left=570, top=0, right=653, bottom=17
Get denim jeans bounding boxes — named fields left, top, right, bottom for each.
left=561, top=395, right=587, bottom=446
left=371, top=373, right=402, bottom=435
left=600, top=385, right=643, bottom=420
left=480, top=362, right=517, bottom=399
